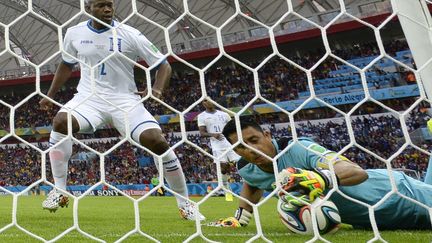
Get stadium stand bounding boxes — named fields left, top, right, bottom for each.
left=0, top=39, right=430, bottom=188
left=0, top=40, right=417, bottom=129
left=1, top=108, right=431, bottom=187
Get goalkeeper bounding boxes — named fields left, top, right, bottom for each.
left=214, top=117, right=432, bottom=230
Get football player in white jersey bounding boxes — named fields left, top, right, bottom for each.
left=197, top=99, right=240, bottom=200
left=39, top=0, right=204, bottom=221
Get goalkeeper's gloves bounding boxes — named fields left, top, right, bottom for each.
left=234, top=207, right=253, bottom=226
left=280, top=190, right=313, bottom=207
left=276, top=167, right=339, bottom=202
left=207, top=207, right=252, bottom=227
left=210, top=217, right=242, bottom=228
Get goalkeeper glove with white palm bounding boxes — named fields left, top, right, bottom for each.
left=234, top=207, right=253, bottom=226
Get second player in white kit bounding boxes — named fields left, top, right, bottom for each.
left=197, top=109, right=240, bottom=162
left=197, top=99, right=240, bottom=199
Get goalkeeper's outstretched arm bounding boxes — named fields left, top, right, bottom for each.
left=234, top=183, right=262, bottom=227
left=208, top=182, right=261, bottom=227
left=332, top=159, right=368, bottom=186
left=239, top=182, right=263, bottom=213
left=277, top=158, right=368, bottom=202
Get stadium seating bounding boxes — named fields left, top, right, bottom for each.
left=0, top=39, right=429, bottom=187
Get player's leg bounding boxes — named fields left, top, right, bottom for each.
left=220, top=163, right=231, bottom=188
left=44, top=95, right=103, bottom=212
left=213, top=149, right=232, bottom=200
left=49, top=95, right=102, bottom=191
left=138, top=129, right=205, bottom=220
left=43, top=112, right=79, bottom=212
left=115, top=99, right=204, bottom=220
left=138, top=128, right=188, bottom=200
left=42, top=111, right=79, bottom=212
left=220, top=162, right=233, bottom=201
left=223, top=150, right=241, bottom=201
left=48, top=112, right=80, bottom=191
left=120, top=106, right=189, bottom=205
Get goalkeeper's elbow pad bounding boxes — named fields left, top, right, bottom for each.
left=235, top=207, right=252, bottom=226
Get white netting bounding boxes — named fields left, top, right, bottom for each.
left=0, top=0, right=432, bottom=242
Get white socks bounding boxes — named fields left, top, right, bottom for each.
left=48, top=130, right=189, bottom=207
left=154, top=150, right=188, bottom=206
left=48, top=131, right=72, bottom=191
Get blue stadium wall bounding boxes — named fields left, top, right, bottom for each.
left=2, top=183, right=248, bottom=197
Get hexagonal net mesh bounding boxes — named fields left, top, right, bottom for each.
left=0, top=0, right=432, bottom=242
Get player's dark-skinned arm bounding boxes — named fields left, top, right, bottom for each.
left=39, top=62, right=73, bottom=110
left=199, top=126, right=223, bottom=140
left=152, top=62, right=171, bottom=98
left=136, top=62, right=171, bottom=98
left=234, top=182, right=263, bottom=226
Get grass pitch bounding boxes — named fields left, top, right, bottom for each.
left=0, top=195, right=431, bottom=242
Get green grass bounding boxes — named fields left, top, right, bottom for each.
left=0, top=195, right=431, bottom=242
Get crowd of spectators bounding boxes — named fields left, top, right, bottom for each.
left=1, top=108, right=431, bottom=187
left=0, top=89, right=73, bottom=130
left=0, top=39, right=416, bottom=131
left=0, top=38, right=429, bottom=188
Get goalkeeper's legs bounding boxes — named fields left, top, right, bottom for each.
left=425, top=156, right=432, bottom=185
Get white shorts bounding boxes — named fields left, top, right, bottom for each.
left=212, top=148, right=241, bottom=163
left=59, top=93, right=160, bottom=142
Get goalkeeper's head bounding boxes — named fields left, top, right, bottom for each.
left=222, top=117, right=276, bottom=166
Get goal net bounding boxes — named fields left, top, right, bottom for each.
left=0, top=0, right=431, bottom=242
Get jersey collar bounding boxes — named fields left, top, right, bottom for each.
left=205, top=110, right=217, bottom=114
left=87, top=20, right=114, bottom=34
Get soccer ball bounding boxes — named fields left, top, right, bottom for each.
left=277, top=196, right=341, bottom=235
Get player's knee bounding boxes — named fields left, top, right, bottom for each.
left=52, top=113, right=68, bottom=134
left=147, top=139, right=170, bottom=155
left=52, top=113, right=80, bottom=134
left=139, top=129, right=169, bottom=155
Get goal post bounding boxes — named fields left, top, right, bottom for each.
left=391, top=0, right=432, bottom=99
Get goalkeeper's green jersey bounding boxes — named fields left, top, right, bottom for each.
left=237, top=137, right=432, bottom=229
